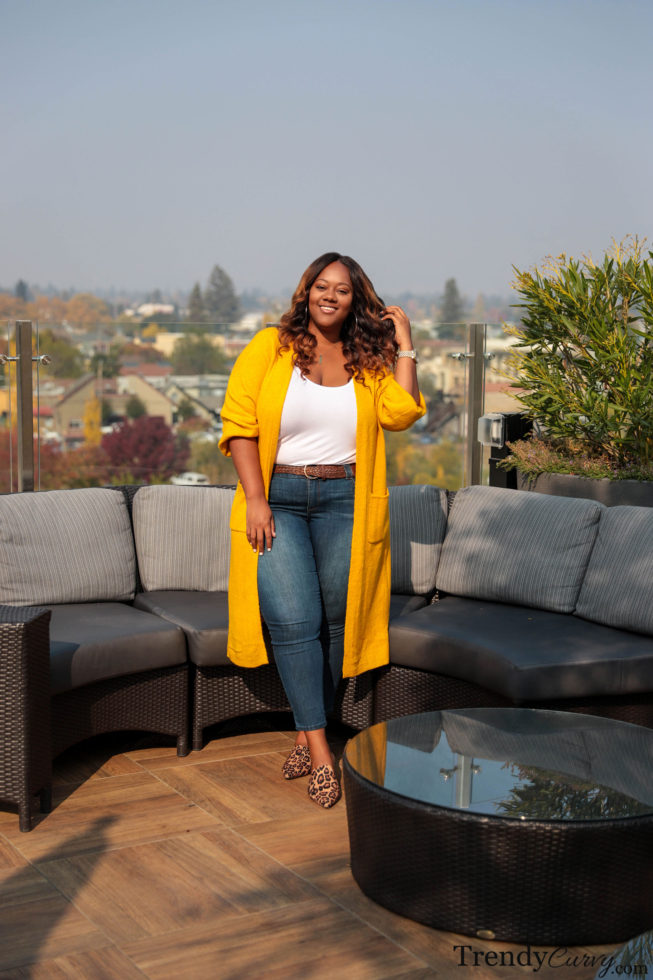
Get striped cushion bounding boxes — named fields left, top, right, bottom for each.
left=389, top=485, right=448, bottom=595
left=436, top=485, right=603, bottom=613
left=0, top=488, right=136, bottom=605
left=575, top=506, right=653, bottom=634
left=133, top=485, right=235, bottom=592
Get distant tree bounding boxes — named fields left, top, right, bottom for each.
left=191, top=441, right=237, bottom=485
left=32, top=294, right=68, bottom=325
left=126, top=394, right=147, bottom=419
left=120, top=341, right=165, bottom=364
left=15, top=279, right=30, bottom=302
left=177, top=397, right=197, bottom=422
left=38, top=443, right=111, bottom=490
left=438, top=279, right=465, bottom=339
left=385, top=430, right=463, bottom=489
left=140, top=310, right=179, bottom=326
left=0, top=292, right=26, bottom=318
left=102, top=415, right=189, bottom=482
left=204, top=265, right=241, bottom=325
left=66, top=292, right=110, bottom=328
left=90, top=343, right=122, bottom=378
left=38, top=328, right=85, bottom=378
left=186, top=282, right=206, bottom=324
left=101, top=399, right=113, bottom=426
left=170, top=333, right=228, bottom=374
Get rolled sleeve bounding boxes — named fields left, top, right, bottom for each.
left=375, top=374, right=426, bottom=431
left=218, top=393, right=259, bottom=456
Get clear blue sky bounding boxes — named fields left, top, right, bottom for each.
left=2, top=0, right=652, bottom=300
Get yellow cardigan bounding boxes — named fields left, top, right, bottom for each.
left=218, top=327, right=426, bottom=677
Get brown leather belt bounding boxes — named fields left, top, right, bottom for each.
left=273, top=463, right=355, bottom=479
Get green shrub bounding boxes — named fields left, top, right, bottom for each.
left=504, top=237, right=653, bottom=475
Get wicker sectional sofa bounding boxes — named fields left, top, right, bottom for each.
left=1, top=482, right=652, bottom=831
left=382, top=485, right=653, bottom=728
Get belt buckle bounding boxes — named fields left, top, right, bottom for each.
left=303, top=464, right=319, bottom=480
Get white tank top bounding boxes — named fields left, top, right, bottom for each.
left=276, top=365, right=357, bottom=465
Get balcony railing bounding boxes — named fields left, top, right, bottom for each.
left=1, top=319, right=522, bottom=494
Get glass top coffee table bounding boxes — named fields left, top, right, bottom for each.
left=342, top=708, right=653, bottom=945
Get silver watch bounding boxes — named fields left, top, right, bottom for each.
left=396, top=349, right=418, bottom=364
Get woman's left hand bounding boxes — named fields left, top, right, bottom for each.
left=382, top=305, right=413, bottom=350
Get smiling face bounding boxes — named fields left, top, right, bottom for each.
left=307, top=261, right=354, bottom=335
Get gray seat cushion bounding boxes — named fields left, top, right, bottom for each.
left=389, top=596, right=653, bottom=701
left=132, top=485, right=235, bottom=592
left=133, top=590, right=426, bottom=667
left=389, top=593, right=428, bottom=619
left=575, top=505, right=653, bottom=635
left=0, top=488, right=136, bottom=605
left=49, top=602, right=187, bottom=695
left=389, top=485, right=448, bottom=595
left=436, top=485, right=603, bottom=613
left=133, top=591, right=230, bottom=665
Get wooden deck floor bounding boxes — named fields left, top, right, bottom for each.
left=0, top=716, right=627, bottom=979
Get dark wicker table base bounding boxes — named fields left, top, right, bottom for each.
left=343, top=756, right=653, bottom=945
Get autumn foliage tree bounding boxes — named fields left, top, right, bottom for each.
left=39, top=328, right=85, bottom=377
left=0, top=433, right=112, bottom=491
left=65, top=293, right=110, bottom=328
left=39, top=444, right=111, bottom=489
left=170, top=333, right=228, bottom=374
left=101, top=415, right=189, bottom=482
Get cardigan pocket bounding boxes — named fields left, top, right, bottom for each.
left=228, top=486, right=247, bottom=532
left=367, top=490, right=390, bottom=543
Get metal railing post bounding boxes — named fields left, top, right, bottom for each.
left=15, top=320, right=35, bottom=492
left=464, top=323, right=485, bottom=486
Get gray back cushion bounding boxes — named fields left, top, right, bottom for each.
left=389, top=485, right=448, bottom=595
left=575, top=506, right=653, bottom=634
left=436, top=485, right=603, bottom=613
left=133, top=485, right=235, bottom=591
left=0, top=487, right=136, bottom=605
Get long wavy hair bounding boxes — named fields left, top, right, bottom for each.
left=278, top=252, right=398, bottom=379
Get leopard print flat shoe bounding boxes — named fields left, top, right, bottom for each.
left=307, top=764, right=341, bottom=808
left=282, top=744, right=312, bottom=780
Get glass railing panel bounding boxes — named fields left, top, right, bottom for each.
left=1, top=321, right=17, bottom=494
left=480, top=324, right=525, bottom=486
left=3, top=317, right=522, bottom=493
left=388, top=322, right=469, bottom=490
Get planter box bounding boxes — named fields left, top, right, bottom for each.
left=516, top=471, right=653, bottom=508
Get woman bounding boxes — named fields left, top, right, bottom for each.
left=218, top=252, right=425, bottom=807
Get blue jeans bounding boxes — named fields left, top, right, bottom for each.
left=257, top=470, right=355, bottom=731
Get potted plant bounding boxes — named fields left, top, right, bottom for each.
left=502, top=237, right=653, bottom=506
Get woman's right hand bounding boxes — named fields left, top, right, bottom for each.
left=246, top=495, right=276, bottom=554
